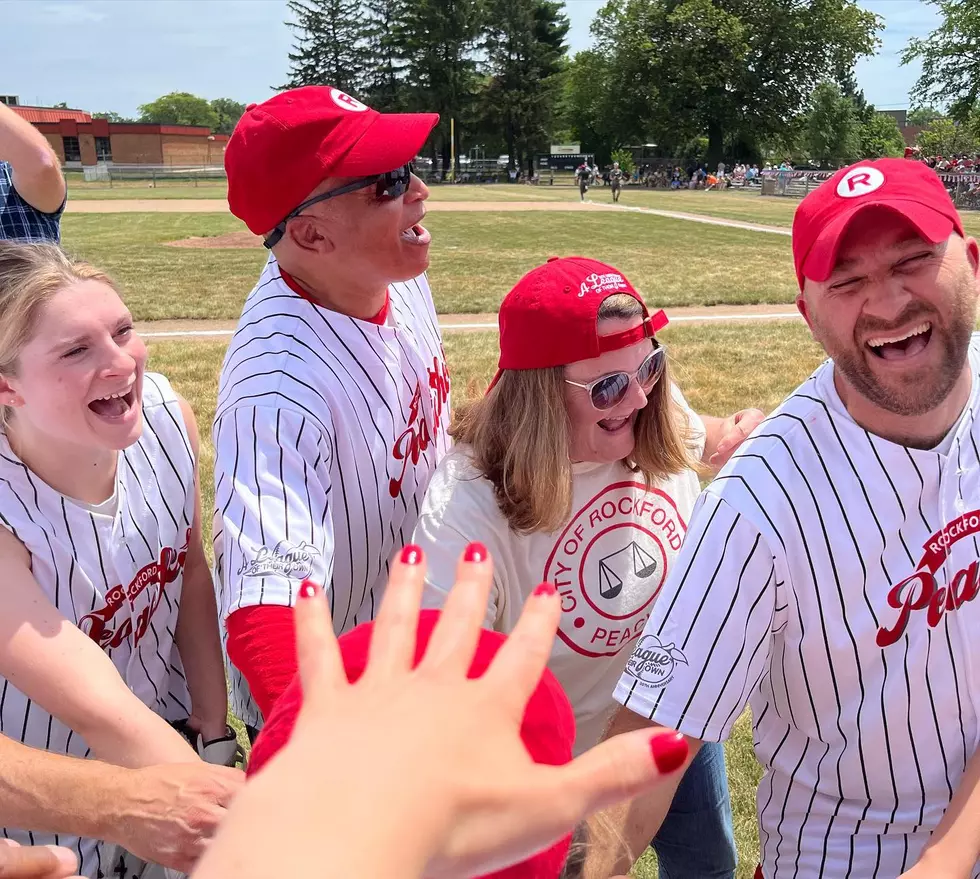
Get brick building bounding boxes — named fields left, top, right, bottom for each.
left=5, top=101, right=228, bottom=167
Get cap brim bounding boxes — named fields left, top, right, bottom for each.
left=336, top=112, right=440, bottom=176
left=803, top=199, right=955, bottom=284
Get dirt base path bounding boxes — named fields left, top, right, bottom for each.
left=137, top=304, right=802, bottom=341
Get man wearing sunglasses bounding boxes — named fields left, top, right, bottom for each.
left=213, top=86, right=451, bottom=740
left=584, top=159, right=980, bottom=879
left=412, top=257, right=763, bottom=879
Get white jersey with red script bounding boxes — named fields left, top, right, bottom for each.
left=416, top=385, right=705, bottom=754
left=615, top=335, right=980, bottom=879
left=213, top=256, right=450, bottom=730
left=0, top=373, right=194, bottom=879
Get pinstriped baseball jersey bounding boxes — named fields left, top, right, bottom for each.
left=0, top=373, right=194, bottom=879
left=213, top=256, right=450, bottom=729
left=616, top=335, right=980, bottom=879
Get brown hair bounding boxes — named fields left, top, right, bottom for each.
left=452, top=293, right=702, bottom=534
left=0, top=243, right=119, bottom=426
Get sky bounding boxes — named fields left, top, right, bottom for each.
left=2, top=0, right=941, bottom=118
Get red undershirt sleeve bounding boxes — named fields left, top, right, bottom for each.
left=225, top=604, right=298, bottom=722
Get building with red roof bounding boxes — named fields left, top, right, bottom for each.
left=2, top=97, right=227, bottom=167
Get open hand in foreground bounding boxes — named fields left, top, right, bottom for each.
left=193, top=545, right=690, bottom=879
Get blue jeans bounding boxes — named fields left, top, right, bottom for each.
left=651, top=741, right=737, bottom=879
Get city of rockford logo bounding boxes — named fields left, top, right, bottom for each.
left=625, top=634, right=688, bottom=689
left=877, top=510, right=980, bottom=647
left=543, top=481, right=685, bottom=658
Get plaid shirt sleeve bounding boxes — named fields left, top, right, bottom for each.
left=0, top=161, right=64, bottom=244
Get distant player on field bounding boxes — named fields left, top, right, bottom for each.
left=576, top=162, right=590, bottom=202
left=610, top=162, right=623, bottom=203
left=583, top=158, right=980, bottom=879
left=215, top=86, right=450, bottom=739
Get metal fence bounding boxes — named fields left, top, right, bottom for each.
left=79, top=162, right=227, bottom=187
left=759, top=168, right=980, bottom=212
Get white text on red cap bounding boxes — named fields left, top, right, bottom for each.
left=836, top=166, right=886, bottom=199
left=579, top=272, right=628, bottom=298
left=330, top=89, right=369, bottom=113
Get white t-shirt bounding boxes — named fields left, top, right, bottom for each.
left=415, top=389, right=705, bottom=754
left=616, top=336, right=980, bottom=879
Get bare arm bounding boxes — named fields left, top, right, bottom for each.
left=0, top=529, right=195, bottom=767
left=0, top=733, right=243, bottom=873
left=0, top=103, right=66, bottom=213
left=581, top=707, right=703, bottom=879
left=901, top=747, right=980, bottom=878
left=174, top=398, right=229, bottom=742
left=0, top=732, right=131, bottom=837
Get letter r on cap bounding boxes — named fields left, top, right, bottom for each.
left=836, top=166, right=885, bottom=198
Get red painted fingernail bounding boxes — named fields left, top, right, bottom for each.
left=400, top=544, right=423, bottom=565
left=299, top=580, right=318, bottom=599
left=650, top=731, right=688, bottom=774
left=463, top=542, right=487, bottom=563
left=533, top=582, right=556, bottom=597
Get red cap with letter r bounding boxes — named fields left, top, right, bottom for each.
left=792, top=158, right=964, bottom=290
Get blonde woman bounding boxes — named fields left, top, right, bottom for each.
left=0, top=243, right=242, bottom=878
left=414, top=257, right=763, bottom=878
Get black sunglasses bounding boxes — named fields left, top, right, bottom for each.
left=264, top=163, right=414, bottom=249
left=564, top=343, right=667, bottom=411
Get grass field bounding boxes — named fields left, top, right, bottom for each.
left=147, top=321, right=826, bottom=879
left=65, top=179, right=980, bottom=238
left=60, top=210, right=797, bottom=320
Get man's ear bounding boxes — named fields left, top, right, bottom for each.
left=287, top=216, right=336, bottom=256
left=965, top=237, right=979, bottom=277
left=796, top=289, right=814, bottom=331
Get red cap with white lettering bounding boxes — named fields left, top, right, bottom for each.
left=792, top=158, right=965, bottom=290
left=491, top=256, right=667, bottom=386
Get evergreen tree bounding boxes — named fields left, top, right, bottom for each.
left=481, top=0, right=570, bottom=172
left=362, top=0, right=408, bottom=111
left=395, top=0, right=486, bottom=173
left=281, top=0, right=370, bottom=95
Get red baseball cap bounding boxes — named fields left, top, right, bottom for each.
left=792, top=158, right=964, bottom=289
left=225, top=85, right=439, bottom=235
left=248, top=609, right=577, bottom=879
left=489, top=257, right=668, bottom=388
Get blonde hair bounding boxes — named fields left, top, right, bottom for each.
left=0, top=243, right=119, bottom=426
left=453, top=294, right=702, bottom=534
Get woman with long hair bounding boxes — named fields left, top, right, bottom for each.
left=0, top=243, right=241, bottom=878
left=414, top=257, right=764, bottom=877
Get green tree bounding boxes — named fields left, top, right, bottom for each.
left=564, top=0, right=880, bottom=167
left=480, top=0, right=570, bottom=172
left=610, top=147, right=635, bottom=175
left=92, top=111, right=136, bottom=123
left=281, top=0, right=369, bottom=94
left=916, top=117, right=980, bottom=156
left=138, top=92, right=219, bottom=128
left=907, top=106, right=945, bottom=127
left=395, top=0, right=486, bottom=173
left=209, top=98, right=246, bottom=135
left=860, top=112, right=906, bottom=159
left=805, top=81, right=861, bottom=167
left=902, top=0, right=980, bottom=122
left=362, top=0, right=408, bottom=111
